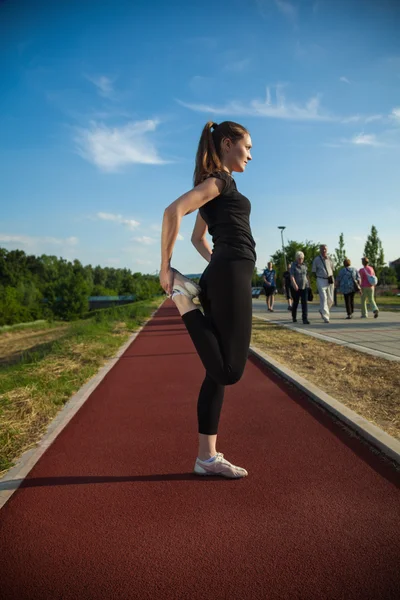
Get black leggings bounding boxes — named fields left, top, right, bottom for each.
left=181, top=256, right=254, bottom=435
left=344, top=292, right=355, bottom=316
left=291, top=288, right=308, bottom=320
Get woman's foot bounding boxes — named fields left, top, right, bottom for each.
left=170, top=268, right=201, bottom=299
left=194, top=453, right=248, bottom=479
left=374, top=310, right=379, bottom=319
left=302, top=319, right=310, bottom=324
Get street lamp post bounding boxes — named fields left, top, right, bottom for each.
left=278, top=226, right=287, bottom=271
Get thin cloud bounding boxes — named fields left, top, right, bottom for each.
left=340, top=76, right=350, bottom=84
left=179, top=85, right=388, bottom=123
left=390, top=107, right=400, bottom=123
left=85, top=74, right=115, bottom=99
left=341, top=115, right=362, bottom=123
left=365, top=114, right=383, bottom=123
left=97, top=212, right=140, bottom=230
left=351, top=133, right=381, bottom=146
left=178, top=86, right=333, bottom=121
left=133, top=236, right=156, bottom=245
left=0, top=234, right=79, bottom=254
left=74, top=120, right=169, bottom=172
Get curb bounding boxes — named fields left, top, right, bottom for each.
left=249, top=345, right=400, bottom=467
left=0, top=301, right=165, bottom=510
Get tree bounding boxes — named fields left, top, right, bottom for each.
left=271, top=240, right=320, bottom=291
left=0, top=246, right=164, bottom=325
left=364, top=226, right=385, bottom=279
left=333, top=233, right=346, bottom=274
left=54, top=271, right=90, bottom=320
left=379, top=266, right=397, bottom=287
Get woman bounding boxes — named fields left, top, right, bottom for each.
left=160, top=121, right=255, bottom=479
left=262, top=261, right=276, bottom=312
left=290, top=251, right=310, bottom=324
left=359, top=257, right=379, bottom=318
left=335, top=258, right=361, bottom=319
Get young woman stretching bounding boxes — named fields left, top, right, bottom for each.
left=160, top=121, right=255, bottom=479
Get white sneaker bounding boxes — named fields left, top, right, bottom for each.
left=194, top=453, right=248, bottom=479
left=170, top=268, right=201, bottom=299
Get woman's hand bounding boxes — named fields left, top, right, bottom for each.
left=160, top=265, right=174, bottom=296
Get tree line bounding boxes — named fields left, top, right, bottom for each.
left=0, top=248, right=163, bottom=326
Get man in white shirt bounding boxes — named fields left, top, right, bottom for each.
left=312, top=244, right=335, bottom=323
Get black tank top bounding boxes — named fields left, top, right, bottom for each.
left=199, top=171, right=257, bottom=262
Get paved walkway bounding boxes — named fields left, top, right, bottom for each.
left=1, top=301, right=399, bottom=600
left=253, top=298, right=400, bottom=361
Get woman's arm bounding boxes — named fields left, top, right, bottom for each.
left=191, top=211, right=212, bottom=263
left=160, top=177, right=224, bottom=294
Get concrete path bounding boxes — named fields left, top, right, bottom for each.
left=253, top=298, right=400, bottom=361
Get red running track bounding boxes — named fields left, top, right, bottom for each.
left=0, top=301, right=399, bottom=600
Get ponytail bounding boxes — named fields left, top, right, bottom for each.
left=193, top=120, right=248, bottom=187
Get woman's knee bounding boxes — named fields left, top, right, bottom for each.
left=221, top=365, right=245, bottom=385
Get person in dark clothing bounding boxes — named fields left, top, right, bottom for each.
left=160, top=120, right=255, bottom=479
left=283, top=262, right=293, bottom=311
left=262, top=262, right=276, bottom=311
left=290, top=251, right=310, bottom=324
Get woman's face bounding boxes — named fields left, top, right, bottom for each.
left=297, top=256, right=304, bottom=264
left=223, top=133, right=252, bottom=173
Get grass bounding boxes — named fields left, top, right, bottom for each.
left=0, top=297, right=164, bottom=477
left=251, top=318, right=400, bottom=441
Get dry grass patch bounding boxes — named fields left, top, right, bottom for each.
left=251, top=318, right=400, bottom=441
left=0, top=325, right=69, bottom=366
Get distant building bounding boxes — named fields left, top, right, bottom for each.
left=389, top=258, right=400, bottom=269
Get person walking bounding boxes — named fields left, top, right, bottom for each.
left=359, top=257, right=379, bottom=318
left=312, top=244, right=335, bottom=323
left=262, top=261, right=276, bottom=312
left=290, top=252, right=310, bottom=324
left=335, top=258, right=361, bottom=319
left=283, top=262, right=293, bottom=311
left=160, top=120, right=255, bottom=479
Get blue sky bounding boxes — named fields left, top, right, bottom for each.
left=1, top=0, right=399, bottom=276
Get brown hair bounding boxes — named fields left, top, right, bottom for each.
left=193, top=120, right=249, bottom=186
left=362, top=257, right=369, bottom=265
left=344, top=258, right=351, bottom=267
